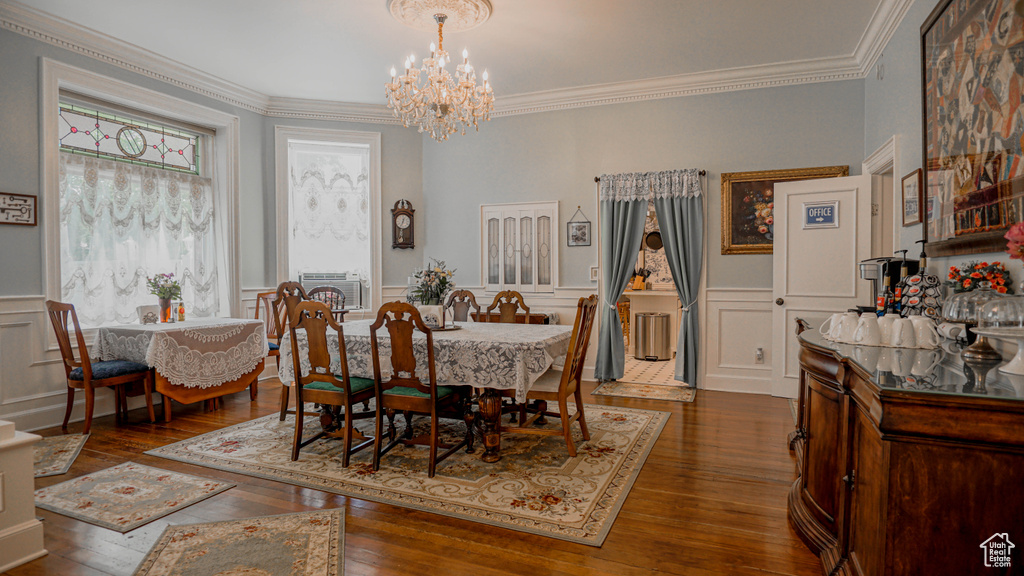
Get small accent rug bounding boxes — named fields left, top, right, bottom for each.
left=35, top=462, right=235, bottom=532
left=621, top=355, right=680, bottom=385
left=593, top=381, right=696, bottom=403
left=34, top=434, right=89, bottom=477
left=133, top=510, right=344, bottom=576
left=147, top=406, right=669, bottom=546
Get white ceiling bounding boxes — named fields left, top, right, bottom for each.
left=19, top=0, right=883, bottom=105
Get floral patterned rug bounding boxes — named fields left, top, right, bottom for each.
left=147, top=406, right=669, bottom=546
left=592, top=381, right=696, bottom=403
left=35, top=462, right=235, bottom=532
left=133, top=510, right=344, bottom=576
left=34, top=434, right=90, bottom=477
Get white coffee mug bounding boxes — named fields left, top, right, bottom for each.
left=854, top=314, right=881, bottom=346
left=877, top=313, right=899, bottom=346
left=820, top=313, right=844, bottom=340
left=890, top=318, right=917, bottom=348
left=911, top=348, right=941, bottom=376
left=937, top=322, right=966, bottom=341
left=853, top=345, right=881, bottom=372
left=838, top=312, right=860, bottom=343
left=892, top=347, right=916, bottom=377
left=876, top=347, right=895, bottom=372
left=911, top=316, right=940, bottom=349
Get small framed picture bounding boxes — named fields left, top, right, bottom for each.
left=589, top=266, right=599, bottom=281
left=901, top=169, right=923, bottom=226
left=0, top=192, right=37, bottom=226
left=567, top=221, right=591, bottom=247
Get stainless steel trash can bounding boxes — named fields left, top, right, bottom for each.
left=634, top=312, right=671, bottom=361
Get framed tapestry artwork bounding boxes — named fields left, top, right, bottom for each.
left=902, top=168, right=923, bottom=226
left=721, top=165, right=849, bottom=254
left=921, top=0, right=1024, bottom=256
left=0, top=192, right=37, bottom=226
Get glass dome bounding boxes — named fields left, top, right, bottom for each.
left=977, top=296, right=1024, bottom=329
left=942, top=281, right=1005, bottom=324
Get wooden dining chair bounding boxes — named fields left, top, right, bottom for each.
left=505, top=294, right=598, bottom=457
left=486, top=290, right=532, bottom=323
left=308, top=286, right=347, bottom=323
left=370, top=301, right=471, bottom=477
left=444, top=289, right=481, bottom=322
left=274, top=281, right=312, bottom=421
left=46, top=300, right=156, bottom=435
left=287, top=300, right=376, bottom=465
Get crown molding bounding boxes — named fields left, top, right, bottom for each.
left=1, top=0, right=916, bottom=123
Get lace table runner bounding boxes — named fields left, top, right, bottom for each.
left=93, top=319, right=269, bottom=389
left=278, top=320, right=571, bottom=403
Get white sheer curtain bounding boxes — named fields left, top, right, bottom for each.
left=58, top=152, right=223, bottom=327
left=287, top=140, right=371, bottom=291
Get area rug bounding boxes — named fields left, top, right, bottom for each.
left=620, top=355, right=682, bottom=386
left=147, top=406, right=669, bottom=546
left=34, top=434, right=90, bottom=477
left=133, top=510, right=344, bottom=576
left=592, top=381, right=695, bottom=403
left=34, top=462, right=235, bottom=532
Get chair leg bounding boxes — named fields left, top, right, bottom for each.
left=144, top=373, right=156, bottom=423
left=62, top=387, right=75, bottom=432
left=113, top=386, right=123, bottom=425
left=560, top=399, right=577, bottom=457
left=249, top=378, right=258, bottom=401
left=372, top=405, right=384, bottom=471
left=428, top=413, right=439, bottom=478
left=82, top=387, right=96, bottom=435
left=574, top=388, right=590, bottom=441
left=163, top=394, right=172, bottom=422
left=291, top=391, right=304, bottom=461
left=279, top=385, right=290, bottom=421
left=342, top=405, right=353, bottom=468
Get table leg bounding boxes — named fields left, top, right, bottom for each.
left=478, top=389, right=502, bottom=463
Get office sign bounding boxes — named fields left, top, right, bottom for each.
left=803, top=200, right=839, bottom=230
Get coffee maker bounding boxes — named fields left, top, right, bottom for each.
left=859, top=253, right=920, bottom=312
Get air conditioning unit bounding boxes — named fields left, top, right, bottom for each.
left=299, top=273, right=362, bottom=309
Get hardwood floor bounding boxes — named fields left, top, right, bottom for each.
left=7, top=379, right=820, bottom=576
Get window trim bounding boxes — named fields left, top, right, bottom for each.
left=274, top=126, right=382, bottom=313
left=41, top=58, right=243, bottom=317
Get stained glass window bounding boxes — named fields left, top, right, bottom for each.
left=59, top=103, right=200, bottom=174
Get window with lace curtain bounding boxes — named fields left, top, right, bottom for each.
left=57, top=101, right=223, bottom=327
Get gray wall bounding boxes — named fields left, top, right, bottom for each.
left=864, top=0, right=1024, bottom=283
left=422, top=81, right=866, bottom=289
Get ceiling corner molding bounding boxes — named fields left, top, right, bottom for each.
left=492, top=56, right=864, bottom=117
left=852, top=0, right=916, bottom=76
left=0, top=0, right=270, bottom=114
left=265, top=97, right=399, bottom=125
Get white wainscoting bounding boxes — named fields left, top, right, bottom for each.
left=703, top=288, right=774, bottom=394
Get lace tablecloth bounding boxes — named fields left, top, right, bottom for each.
left=93, top=318, right=269, bottom=389
left=278, top=320, right=571, bottom=403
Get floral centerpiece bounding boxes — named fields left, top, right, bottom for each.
left=147, top=273, right=182, bottom=322
left=946, top=262, right=1014, bottom=294
left=411, top=259, right=455, bottom=305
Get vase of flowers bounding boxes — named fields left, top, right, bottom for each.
left=411, top=259, right=455, bottom=305
left=946, top=261, right=1014, bottom=295
left=147, top=273, right=182, bottom=322
left=1005, top=223, right=1024, bottom=292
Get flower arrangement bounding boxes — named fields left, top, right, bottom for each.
left=146, top=273, right=182, bottom=300
left=1005, top=223, right=1024, bottom=261
left=946, top=261, right=1014, bottom=294
left=743, top=188, right=774, bottom=240
left=411, top=258, right=455, bottom=304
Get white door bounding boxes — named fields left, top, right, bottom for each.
left=771, top=175, right=873, bottom=397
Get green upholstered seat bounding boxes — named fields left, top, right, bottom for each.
left=303, top=376, right=374, bottom=394
left=384, top=385, right=455, bottom=399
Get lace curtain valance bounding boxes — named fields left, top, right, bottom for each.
left=599, top=169, right=703, bottom=202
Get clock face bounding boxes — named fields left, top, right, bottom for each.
left=396, top=214, right=411, bottom=229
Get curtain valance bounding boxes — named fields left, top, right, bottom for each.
left=598, top=169, right=702, bottom=202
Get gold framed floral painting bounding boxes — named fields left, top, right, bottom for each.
left=720, top=165, right=849, bottom=254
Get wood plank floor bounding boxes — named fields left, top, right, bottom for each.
left=7, top=380, right=821, bottom=576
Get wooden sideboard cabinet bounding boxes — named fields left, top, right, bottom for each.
left=789, top=319, right=1024, bottom=576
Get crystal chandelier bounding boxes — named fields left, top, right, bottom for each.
left=385, top=14, right=494, bottom=142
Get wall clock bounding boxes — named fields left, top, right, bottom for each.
left=392, top=199, right=415, bottom=249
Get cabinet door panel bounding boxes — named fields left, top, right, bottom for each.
left=801, top=374, right=843, bottom=531
left=846, top=405, right=885, bottom=576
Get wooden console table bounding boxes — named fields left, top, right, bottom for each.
left=790, top=318, right=1024, bottom=576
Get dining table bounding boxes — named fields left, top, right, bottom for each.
left=93, top=317, right=268, bottom=422
left=278, top=319, right=572, bottom=462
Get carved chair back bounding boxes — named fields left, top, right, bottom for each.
left=288, top=300, right=354, bottom=396
left=46, top=300, right=92, bottom=381
left=308, top=286, right=346, bottom=310
left=369, top=301, right=438, bottom=399
left=486, top=290, right=532, bottom=324
left=255, top=291, right=286, bottom=342
left=444, top=289, right=481, bottom=322
left=273, top=281, right=310, bottom=335
left=556, top=295, right=598, bottom=397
